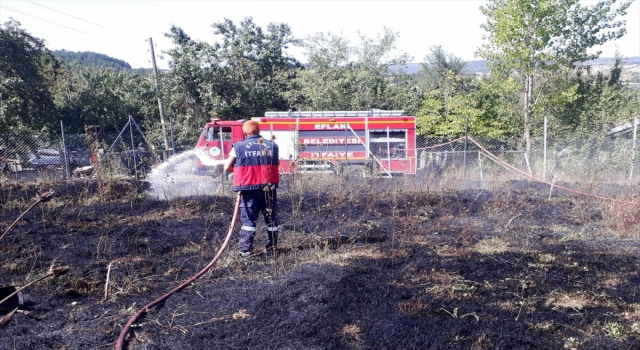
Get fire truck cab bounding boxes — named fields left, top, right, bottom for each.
left=194, top=110, right=417, bottom=177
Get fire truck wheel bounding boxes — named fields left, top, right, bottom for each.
left=363, top=161, right=375, bottom=177
left=335, top=163, right=348, bottom=175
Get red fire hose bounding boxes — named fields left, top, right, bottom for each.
left=115, top=192, right=242, bottom=350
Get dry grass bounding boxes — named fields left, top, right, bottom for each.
left=2, top=169, right=640, bottom=348
left=473, top=238, right=511, bottom=254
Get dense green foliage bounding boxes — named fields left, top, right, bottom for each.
left=477, top=0, right=633, bottom=150
left=416, top=46, right=522, bottom=139
left=0, top=20, right=158, bottom=135
left=0, top=19, right=61, bottom=132
left=1, top=12, right=639, bottom=150
left=416, top=46, right=468, bottom=93
left=294, top=29, right=422, bottom=113
left=536, top=56, right=640, bottom=136
left=52, top=50, right=132, bottom=70
left=163, top=18, right=300, bottom=119
left=54, top=66, right=156, bottom=134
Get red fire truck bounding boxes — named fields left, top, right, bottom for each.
left=193, top=110, right=417, bottom=177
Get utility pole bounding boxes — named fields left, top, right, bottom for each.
left=148, top=37, right=169, bottom=151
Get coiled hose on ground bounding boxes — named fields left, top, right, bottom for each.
left=115, top=191, right=242, bottom=350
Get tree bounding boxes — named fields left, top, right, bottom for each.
left=54, top=64, right=157, bottom=134
left=417, top=46, right=468, bottom=93
left=0, top=19, right=61, bottom=132
left=295, top=28, right=418, bottom=112
left=209, top=18, right=301, bottom=117
left=162, top=26, right=214, bottom=129
left=415, top=47, right=470, bottom=137
left=477, top=0, right=631, bottom=152
left=416, top=71, right=515, bottom=139
left=536, top=55, right=640, bottom=136
left=471, top=73, right=524, bottom=139
left=417, top=88, right=482, bottom=138
left=294, top=32, right=354, bottom=110
left=163, top=17, right=301, bottom=130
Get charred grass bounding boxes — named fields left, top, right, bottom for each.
left=1, top=174, right=640, bottom=349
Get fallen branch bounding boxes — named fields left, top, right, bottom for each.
left=0, top=190, right=55, bottom=242
left=440, top=307, right=480, bottom=322
left=104, top=262, right=113, bottom=301
left=189, top=309, right=251, bottom=328
left=0, top=266, right=69, bottom=306
left=15, top=309, right=43, bottom=320
left=505, top=214, right=521, bottom=228
left=0, top=307, right=18, bottom=327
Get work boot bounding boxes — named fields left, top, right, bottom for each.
left=239, top=250, right=252, bottom=258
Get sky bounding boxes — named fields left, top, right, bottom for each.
left=1, top=0, right=639, bottom=70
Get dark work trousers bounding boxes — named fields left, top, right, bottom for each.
left=238, top=188, right=278, bottom=252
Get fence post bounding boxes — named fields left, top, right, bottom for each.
left=60, top=120, right=70, bottom=179
left=524, top=152, right=532, bottom=175
left=629, top=117, right=638, bottom=181
left=543, top=115, right=547, bottom=181
left=463, top=115, right=468, bottom=178
left=129, top=115, right=138, bottom=179
left=170, top=117, right=176, bottom=154
left=386, top=126, right=391, bottom=170
left=478, top=151, right=483, bottom=180
left=549, top=150, right=559, bottom=199
left=345, top=123, right=348, bottom=165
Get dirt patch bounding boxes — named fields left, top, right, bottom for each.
left=1, top=177, right=640, bottom=349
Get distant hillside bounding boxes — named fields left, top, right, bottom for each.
left=579, top=56, right=640, bottom=66
left=52, top=50, right=132, bottom=70
left=398, top=57, right=640, bottom=75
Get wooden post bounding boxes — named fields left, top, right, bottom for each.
left=463, top=115, right=468, bottom=178
left=478, top=151, right=483, bottom=180
left=60, top=120, right=70, bottom=179
left=543, top=115, right=547, bottom=181
left=629, top=118, right=637, bottom=181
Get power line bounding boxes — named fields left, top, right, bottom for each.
left=1, top=5, right=90, bottom=35
left=22, top=0, right=116, bottom=32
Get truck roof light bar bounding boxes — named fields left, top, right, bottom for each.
left=264, top=110, right=405, bottom=118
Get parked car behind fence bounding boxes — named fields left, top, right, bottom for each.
left=26, top=148, right=91, bottom=171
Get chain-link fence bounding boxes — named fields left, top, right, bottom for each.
left=413, top=133, right=639, bottom=188
left=0, top=119, right=172, bottom=182
left=0, top=131, right=79, bottom=182
left=2, top=118, right=639, bottom=190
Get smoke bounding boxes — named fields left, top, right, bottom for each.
left=147, top=150, right=227, bottom=200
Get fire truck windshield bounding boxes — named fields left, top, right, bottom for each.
left=204, top=127, right=232, bottom=142
left=369, top=130, right=407, bottom=158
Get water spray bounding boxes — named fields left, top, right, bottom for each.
left=147, top=150, right=226, bottom=200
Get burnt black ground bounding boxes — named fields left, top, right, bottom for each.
left=1, top=178, right=640, bottom=349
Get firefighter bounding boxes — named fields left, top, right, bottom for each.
left=392, top=143, right=406, bottom=158
left=224, top=120, right=280, bottom=257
